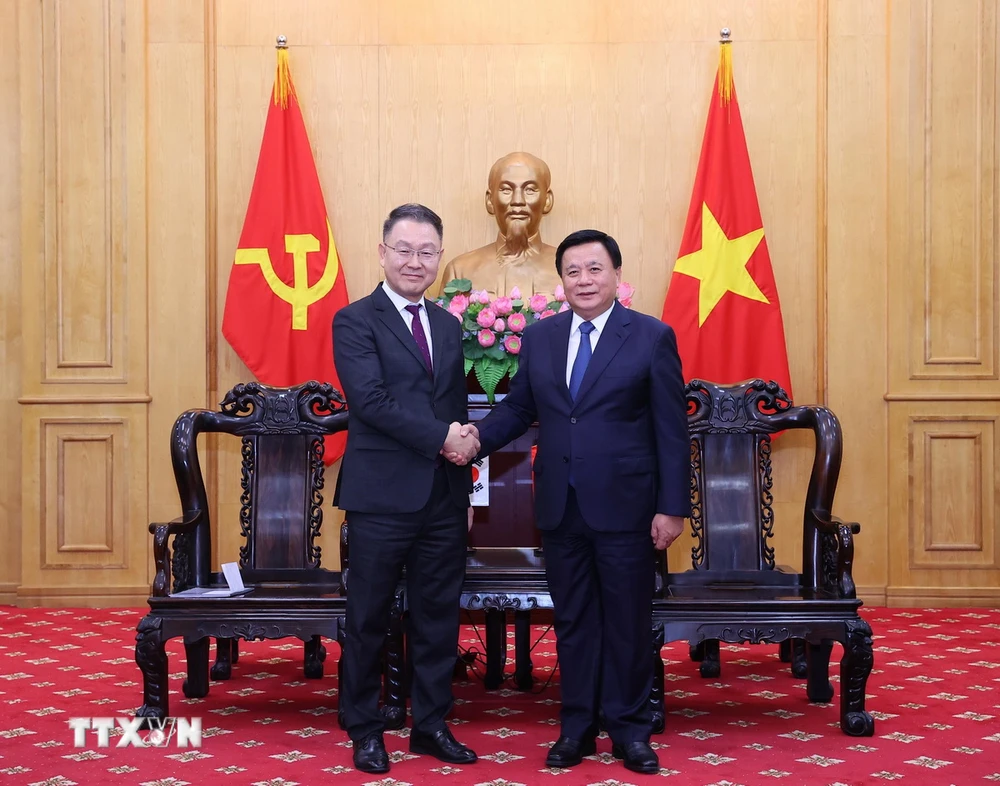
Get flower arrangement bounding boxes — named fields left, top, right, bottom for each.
left=436, top=278, right=636, bottom=403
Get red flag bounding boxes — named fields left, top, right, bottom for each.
left=222, top=45, right=349, bottom=462
left=661, top=42, right=792, bottom=402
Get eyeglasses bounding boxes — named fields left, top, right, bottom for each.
left=384, top=244, right=442, bottom=263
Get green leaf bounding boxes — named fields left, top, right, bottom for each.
left=483, top=343, right=506, bottom=361
left=474, top=356, right=510, bottom=404
left=443, top=278, right=473, bottom=294
left=465, top=343, right=485, bottom=360
left=464, top=355, right=474, bottom=376
left=508, top=356, right=519, bottom=378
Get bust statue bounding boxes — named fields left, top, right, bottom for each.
left=439, top=152, right=562, bottom=300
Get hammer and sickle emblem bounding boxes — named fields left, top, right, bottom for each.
left=234, top=219, right=340, bottom=330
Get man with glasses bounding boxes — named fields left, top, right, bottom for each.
left=332, top=203, right=481, bottom=774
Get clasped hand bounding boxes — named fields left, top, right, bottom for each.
left=441, top=422, right=480, bottom=466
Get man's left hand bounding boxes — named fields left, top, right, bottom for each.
left=651, top=514, right=685, bottom=550
left=467, top=506, right=475, bottom=532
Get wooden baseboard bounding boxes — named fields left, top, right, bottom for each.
left=0, top=582, right=19, bottom=606
left=886, top=586, right=1000, bottom=608
left=15, top=585, right=150, bottom=608
left=856, top=585, right=887, bottom=606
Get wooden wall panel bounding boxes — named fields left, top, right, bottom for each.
left=888, top=404, right=1000, bottom=605
left=19, top=408, right=149, bottom=604
left=887, top=1, right=1000, bottom=605
left=827, top=1, right=889, bottom=600
left=0, top=0, right=22, bottom=603
left=889, top=0, right=999, bottom=393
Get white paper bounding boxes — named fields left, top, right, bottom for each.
left=221, top=561, right=246, bottom=592
left=470, top=455, right=489, bottom=507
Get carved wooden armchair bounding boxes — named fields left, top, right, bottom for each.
left=134, top=382, right=406, bottom=728
left=650, top=379, right=875, bottom=737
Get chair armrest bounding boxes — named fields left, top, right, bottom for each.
left=810, top=510, right=860, bottom=599
left=148, top=513, right=202, bottom=598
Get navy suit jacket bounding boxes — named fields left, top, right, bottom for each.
left=477, top=301, right=690, bottom=531
left=332, top=284, right=472, bottom=514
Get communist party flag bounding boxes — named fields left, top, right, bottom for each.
left=222, top=43, right=349, bottom=462
left=661, top=37, right=793, bottom=401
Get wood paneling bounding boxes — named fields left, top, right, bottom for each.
left=889, top=0, right=999, bottom=392
left=6, top=0, right=1000, bottom=606
left=0, top=0, right=22, bottom=603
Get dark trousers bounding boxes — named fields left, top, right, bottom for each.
left=341, top=468, right=467, bottom=740
left=542, top=487, right=656, bottom=744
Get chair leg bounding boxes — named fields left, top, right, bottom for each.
left=779, top=639, right=792, bottom=662
left=650, top=623, right=665, bottom=734
left=304, top=635, right=325, bottom=679
left=699, top=639, right=721, bottom=678
left=790, top=639, right=808, bottom=678
left=135, top=615, right=169, bottom=720
left=840, top=619, right=876, bottom=736
left=210, top=637, right=234, bottom=680
left=381, top=591, right=407, bottom=730
left=513, top=610, right=533, bottom=690
left=689, top=640, right=705, bottom=661
left=182, top=637, right=210, bottom=699
left=806, top=641, right=834, bottom=703
left=483, top=608, right=507, bottom=690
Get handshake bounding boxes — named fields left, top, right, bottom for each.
left=440, top=422, right=480, bottom=466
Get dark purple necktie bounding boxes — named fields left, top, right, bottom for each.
left=404, top=304, right=433, bottom=376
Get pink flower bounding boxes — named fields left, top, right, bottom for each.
left=476, top=308, right=497, bottom=328
left=617, top=281, right=635, bottom=301
left=477, top=329, right=496, bottom=348
left=447, top=293, right=470, bottom=314
left=507, top=312, right=527, bottom=332
left=509, top=286, right=522, bottom=300
left=619, top=296, right=633, bottom=308
left=553, top=284, right=566, bottom=301
left=558, top=302, right=571, bottom=313
left=453, top=311, right=463, bottom=322
left=492, top=296, right=513, bottom=316
left=503, top=335, right=521, bottom=354
left=528, top=294, right=549, bottom=312
left=476, top=290, right=492, bottom=304
left=493, top=318, right=506, bottom=333
left=540, top=309, right=556, bottom=319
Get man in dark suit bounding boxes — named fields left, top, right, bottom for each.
left=466, top=229, right=690, bottom=775
left=332, top=203, right=481, bottom=775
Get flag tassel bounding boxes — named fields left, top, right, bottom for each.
left=274, top=35, right=294, bottom=109
left=718, top=28, right=733, bottom=106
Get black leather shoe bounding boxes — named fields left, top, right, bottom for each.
left=352, top=732, right=389, bottom=774
left=612, top=741, right=660, bottom=774
left=409, top=727, right=477, bottom=764
left=545, top=735, right=597, bottom=768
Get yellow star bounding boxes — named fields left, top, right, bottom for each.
left=673, top=203, right=769, bottom=326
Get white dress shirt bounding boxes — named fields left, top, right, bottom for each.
left=565, top=304, right=615, bottom=388
left=381, top=281, right=434, bottom=365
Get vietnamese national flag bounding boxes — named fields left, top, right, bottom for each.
left=222, top=46, right=350, bottom=462
left=661, top=47, right=792, bottom=402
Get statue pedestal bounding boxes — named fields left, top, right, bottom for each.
left=460, top=391, right=550, bottom=690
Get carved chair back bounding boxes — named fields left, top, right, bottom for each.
left=673, top=379, right=846, bottom=594
left=163, top=381, right=347, bottom=593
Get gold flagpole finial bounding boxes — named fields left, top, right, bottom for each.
left=718, top=27, right=733, bottom=105
left=274, top=35, right=294, bottom=108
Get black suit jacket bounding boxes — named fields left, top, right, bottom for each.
left=332, top=284, right=471, bottom=514
left=477, top=302, right=690, bottom=531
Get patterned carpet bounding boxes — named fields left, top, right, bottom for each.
left=1, top=606, right=999, bottom=786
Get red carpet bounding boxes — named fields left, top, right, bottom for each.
left=1, top=606, right=998, bottom=785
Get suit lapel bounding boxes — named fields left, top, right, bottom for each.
left=426, top=299, right=451, bottom=392
left=549, top=311, right=574, bottom=408
left=571, top=302, right=631, bottom=410
left=372, top=284, right=428, bottom=373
